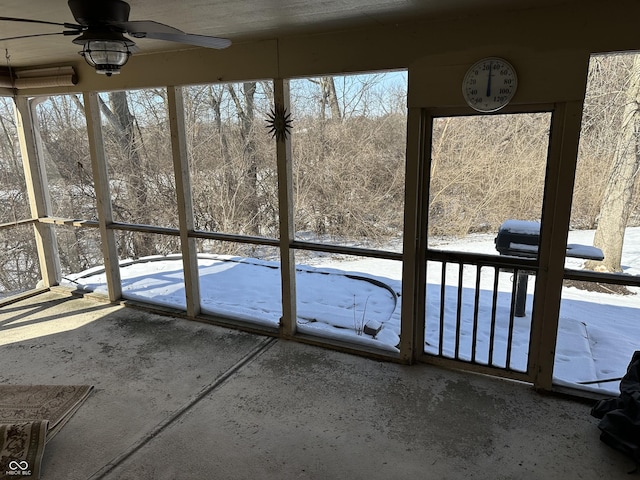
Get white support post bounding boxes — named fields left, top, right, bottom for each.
left=274, top=78, right=297, bottom=337
left=14, top=96, right=60, bottom=287
left=167, top=86, right=201, bottom=318
left=83, top=92, right=122, bottom=301
left=399, top=107, right=427, bottom=363
left=530, top=101, right=584, bottom=391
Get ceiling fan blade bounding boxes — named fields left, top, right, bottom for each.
left=0, top=32, right=72, bottom=42
left=117, top=20, right=230, bottom=49
left=117, top=20, right=185, bottom=36
left=0, top=16, right=82, bottom=30
left=140, top=31, right=231, bottom=49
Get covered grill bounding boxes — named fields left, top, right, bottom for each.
left=495, top=220, right=541, bottom=258
left=495, top=220, right=604, bottom=316
left=495, top=220, right=605, bottom=260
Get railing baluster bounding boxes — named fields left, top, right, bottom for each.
left=489, top=266, right=499, bottom=367
left=455, top=262, right=464, bottom=360
left=472, top=264, right=481, bottom=363
left=506, top=267, right=518, bottom=369
left=439, top=261, right=447, bottom=356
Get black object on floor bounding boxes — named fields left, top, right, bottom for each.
left=591, top=351, right=640, bottom=470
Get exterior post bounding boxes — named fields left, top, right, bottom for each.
left=167, top=86, right=201, bottom=318
left=399, top=106, right=427, bottom=363
left=274, top=78, right=297, bottom=337
left=530, top=101, right=584, bottom=390
left=83, top=92, right=122, bottom=301
left=14, top=96, right=60, bottom=287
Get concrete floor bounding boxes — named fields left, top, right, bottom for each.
left=0, top=290, right=634, bottom=479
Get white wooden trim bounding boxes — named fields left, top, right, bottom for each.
left=274, top=78, right=297, bottom=337
left=167, top=86, right=201, bottom=317
left=83, top=92, right=122, bottom=301
left=14, top=96, right=60, bottom=287
left=399, top=107, right=425, bottom=363
left=530, top=101, right=585, bottom=390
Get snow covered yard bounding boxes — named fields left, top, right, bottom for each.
left=62, top=227, right=640, bottom=396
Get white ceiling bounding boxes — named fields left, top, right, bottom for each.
left=0, top=0, right=571, bottom=69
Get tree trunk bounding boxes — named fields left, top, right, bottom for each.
left=321, top=77, right=342, bottom=120
left=207, top=85, right=231, bottom=163
left=241, top=82, right=259, bottom=234
left=107, top=91, right=154, bottom=258
left=228, top=82, right=259, bottom=234
left=586, top=55, right=640, bottom=272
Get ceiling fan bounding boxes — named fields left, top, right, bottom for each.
left=0, top=0, right=232, bottom=76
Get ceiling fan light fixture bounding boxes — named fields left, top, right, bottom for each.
left=73, top=30, right=135, bottom=76
left=80, top=40, right=131, bottom=76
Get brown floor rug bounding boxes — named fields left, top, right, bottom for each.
left=0, top=385, right=93, bottom=479
left=0, top=420, right=48, bottom=479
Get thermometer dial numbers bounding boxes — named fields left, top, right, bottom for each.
left=462, top=57, right=518, bottom=113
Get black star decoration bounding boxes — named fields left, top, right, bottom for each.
left=265, top=103, right=293, bottom=142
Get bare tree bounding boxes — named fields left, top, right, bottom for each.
left=308, top=77, right=342, bottom=120
left=106, top=91, right=158, bottom=257
left=291, top=73, right=408, bottom=244
left=0, top=98, right=28, bottom=223
left=586, top=54, right=640, bottom=272
left=428, top=112, right=550, bottom=237
left=185, top=81, right=277, bottom=244
left=0, top=98, right=40, bottom=293
left=228, top=82, right=260, bottom=234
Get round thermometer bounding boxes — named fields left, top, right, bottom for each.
left=462, top=57, right=518, bottom=112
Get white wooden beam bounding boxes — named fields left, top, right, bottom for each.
left=274, top=78, right=297, bottom=337
left=167, top=86, right=201, bottom=318
left=530, top=100, right=585, bottom=391
left=399, top=106, right=427, bottom=363
left=14, top=96, right=60, bottom=287
left=83, top=92, right=122, bottom=301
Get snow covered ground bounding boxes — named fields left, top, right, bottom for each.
left=62, top=227, right=640, bottom=396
